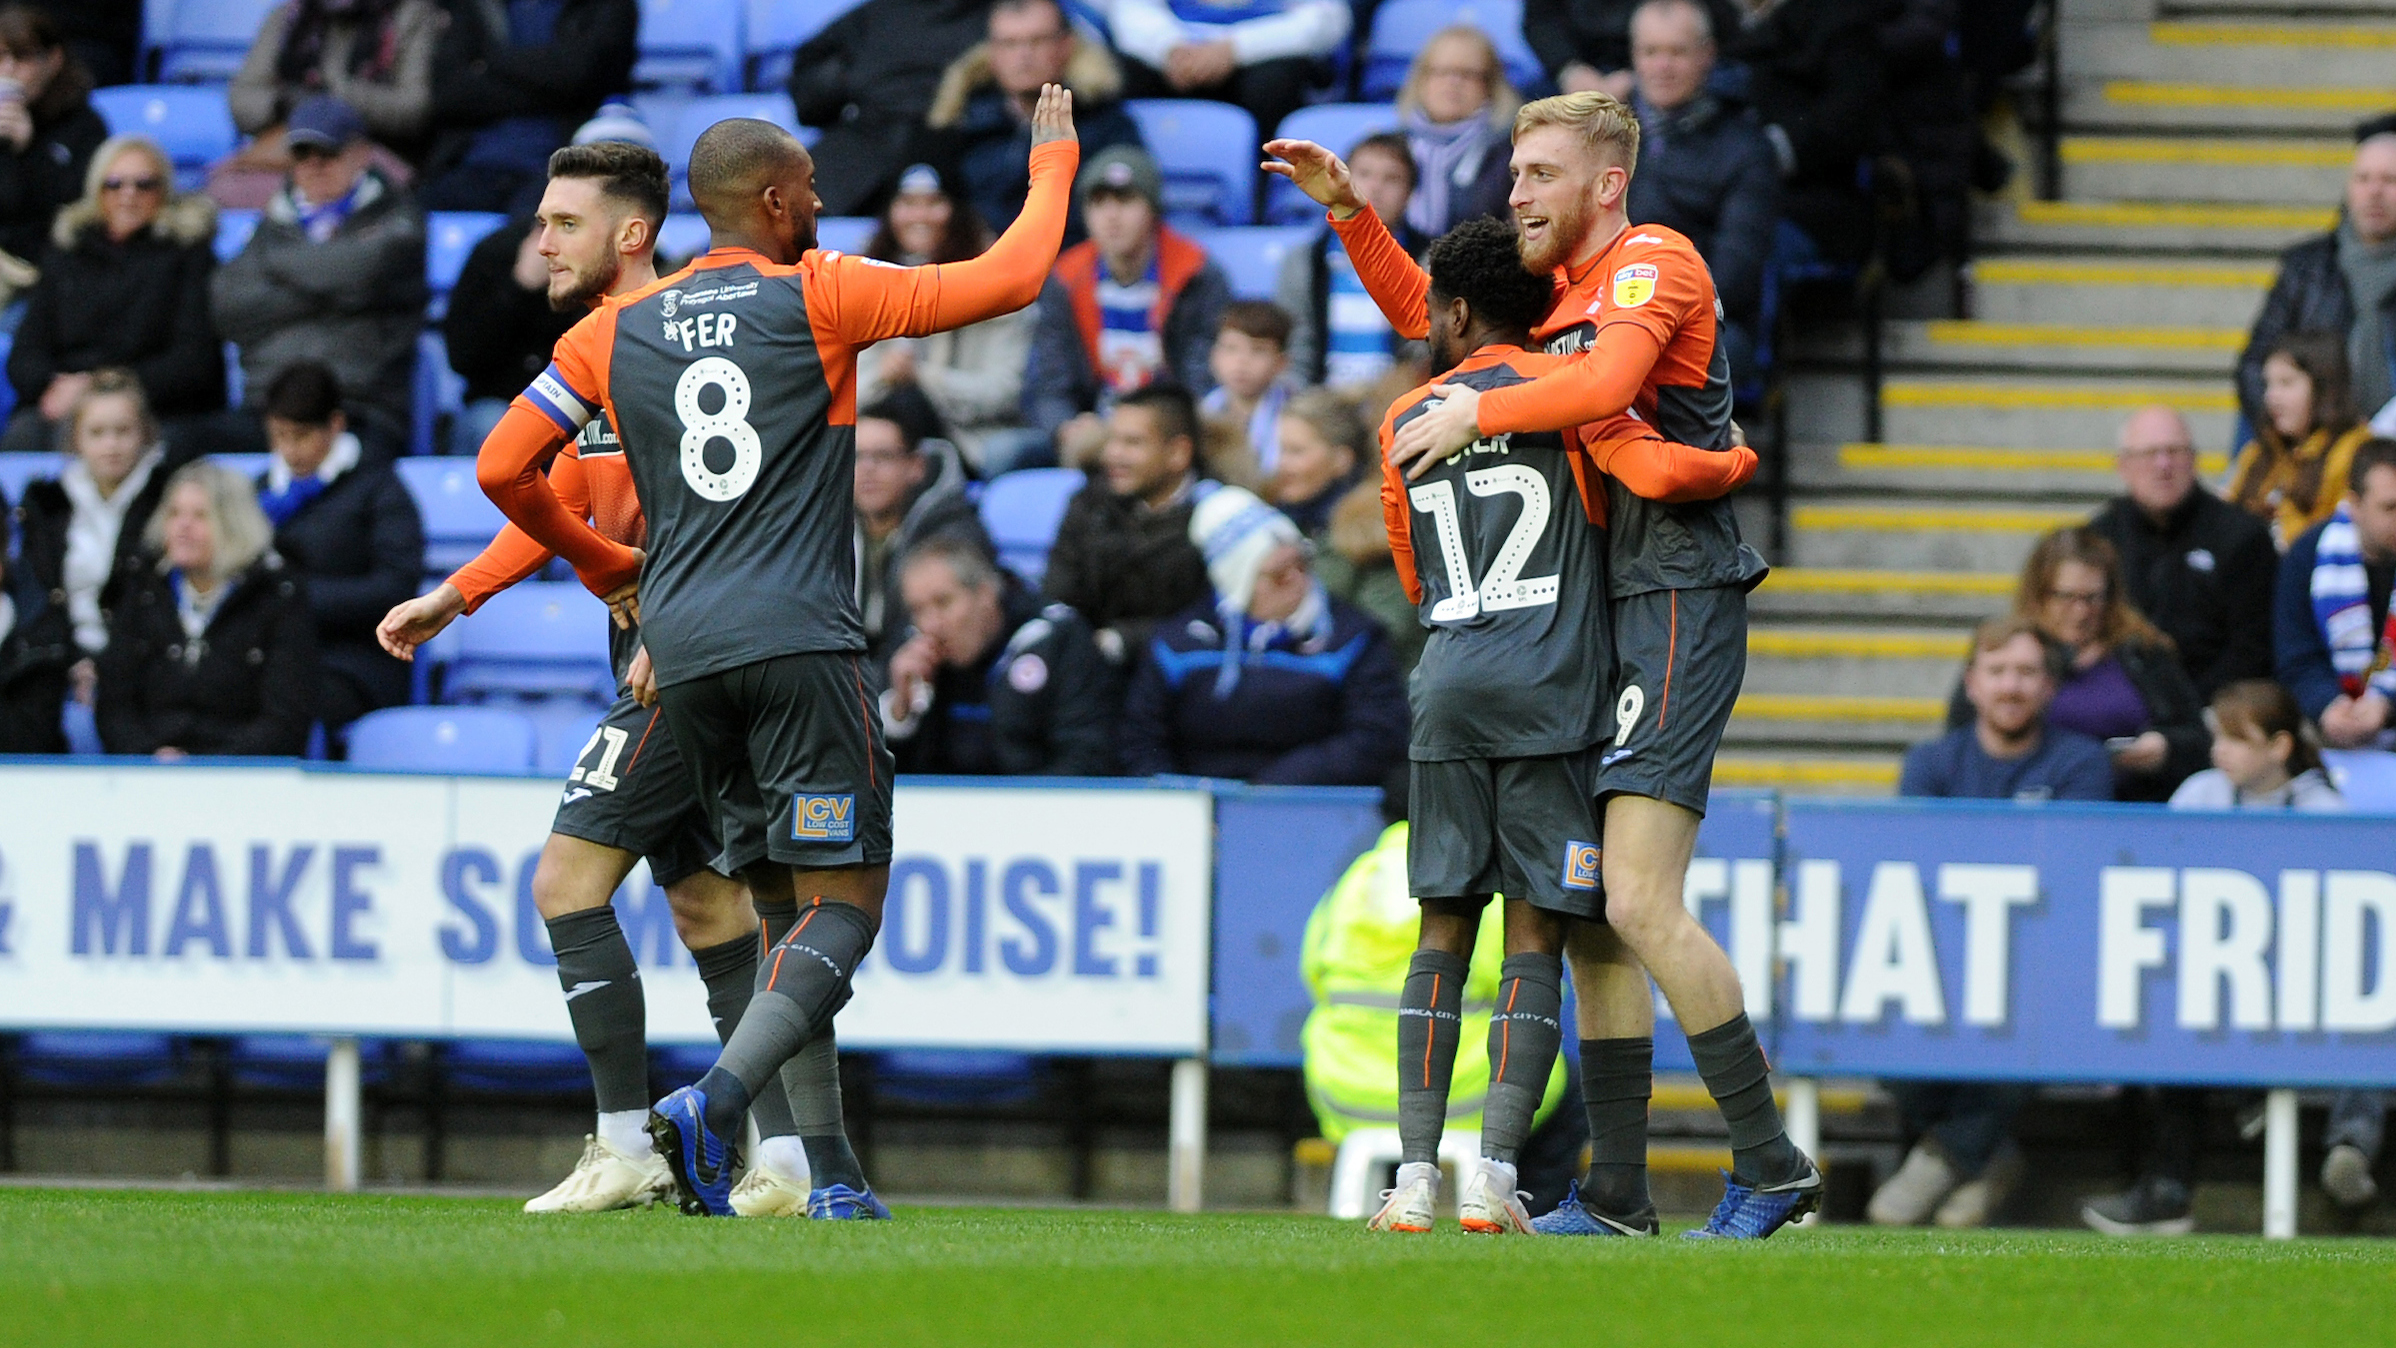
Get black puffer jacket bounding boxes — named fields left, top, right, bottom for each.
left=1727, top=0, right=1886, bottom=262
left=260, top=457, right=425, bottom=728
left=10, top=206, right=227, bottom=420
left=1040, top=479, right=1212, bottom=660
left=0, top=505, right=67, bottom=752
left=2238, top=230, right=2396, bottom=435
left=95, top=557, right=318, bottom=757
left=9, top=451, right=188, bottom=661
left=0, top=98, right=105, bottom=264
left=1627, top=94, right=1779, bottom=330
left=888, top=583, right=1119, bottom=777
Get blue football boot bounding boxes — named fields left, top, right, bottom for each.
left=647, top=1086, right=737, bottom=1216
left=1683, top=1159, right=1823, bottom=1240
left=1529, top=1182, right=1659, bottom=1236
left=807, top=1183, right=893, bottom=1220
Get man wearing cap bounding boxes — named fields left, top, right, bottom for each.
left=2240, top=116, right=2396, bottom=437
left=1024, top=144, right=1231, bottom=465
left=211, top=94, right=426, bottom=459
left=925, top=0, right=1147, bottom=244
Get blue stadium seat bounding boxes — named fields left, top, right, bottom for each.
left=442, top=582, right=615, bottom=705
left=1362, top=0, right=1545, bottom=100
left=744, top=0, right=855, bottom=89
left=0, top=452, right=57, bottom=509
left=13, top=1032, right=181, bottom=1087
left=426, top=211, right=509, bottom=319
left=214, top=208, right=258, bottom=262
left=813, top=215, right=875, bottom=255
left=657, top=211, right=711, bottom=264
left=1183, top=224, right=1316, bottom=300
left=412, top=330, right=468, bottom=459
left=395, top=457, right=508, bottom=575
left=91, top=85, right=238, bottom=188
left=346, top=705, right=541, bottom=774
left=1125, top=100, right=1258, bottom=226
left=0, top=333, right=15, bottom=425
left=225, top=1036, right=393, bottom=1090
left=442, top=1039, right=593, bottom=1093
left=148, top=0, right=278, bottom=83
left=979, top=467, right=1086, bottom=585
left=635, top=0, right=746, bottom=92
left=872, top=1049, right=1041, bottom=1107
left=528, top=702, right=607, bottom=778
left=62, top=700, right=102, bottom=754
left=1267, top=103, right=1399, bottom=222
left=664, top=93, right=801, bottom=207
left=2327, top=749, right=2396, bottom=812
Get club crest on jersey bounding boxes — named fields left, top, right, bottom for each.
left=659, top=290, right=682, bottom=318
left=1612, top=263, right=1658, bottom=308
left=792, top=793, right=856, bottom=842
left=1562, top=841, right=1602, bottom=891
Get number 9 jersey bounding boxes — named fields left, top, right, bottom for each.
left=1379, top=346, right=1613, bottom=762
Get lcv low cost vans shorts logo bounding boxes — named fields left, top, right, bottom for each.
left=1562, top=841, right=1602, bottom=891
left=793, top=794, right=857, bottom=842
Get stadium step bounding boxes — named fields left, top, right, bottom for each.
left=1711, top=752, right=1903, bottom=794
left=1965, top=255, right=2272, bottom=329
left=1727, top=691, right=1945, bottom=749
left=1972, top=195, right=2331, bottom=253
left=1750, top=567, right=2015, bottom=623
left=1780, top=499, right=2088, bottom=571
left=2056, top=134, right=2353, bottom=206
left=1874, top=374, right=2238, bottom=450
left=1785, top=440, right=2228, bottom=497
left=1743, top=626, right=1969, bottom=699
left=1868, top=319, right=2242, bottom=376
left=2065, top=17, right=2396, bottom=89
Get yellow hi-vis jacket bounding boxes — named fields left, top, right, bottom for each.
left=1298, top=821, right=1567, bottom=1143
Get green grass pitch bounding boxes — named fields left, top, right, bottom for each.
left=8, top=1188, right=2396, bottom=1347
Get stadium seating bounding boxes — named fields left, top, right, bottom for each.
left=440, top=1040, right=594, bottom=1093
left=1184, top=224, right=1315, bottom=300
left=346, top=706, right=542, bottom=775
left=225, top=1036, right=393, bottom=1090
left=664, top=93, right=803, bottom=207
left=412, top=330, right=468, bottom=459
left=657, top=212, right=712, bottom=263
left=425, top=212, right=509, bottom=320
left=12, top=1032, right=182, bottom=1087
left=1125, top=100, right=1259, bottom=226
left=978, top=467, right=1085, bottom=585
left=0, top=452, right=53, bottom=510
left=1266, top=104, right=1399, bottom=222
left=744, top=0, right=857, bottom=90
left=635, top=0, right=748, bottom=92
left=870, top=1049, right=1042, bottom=1107
left=440, top=582, right=615, bottom=705
left=815, top=216, right=875, bottom=255
left=91, top=85, right=238, bottom=188
left=1360, top=0, right=1545, bottom=100
left=394, top=457, right=509, bottom=575
left=145, top=0, right=278, bottom=83
left=527, top=702, right=608, bottom=778
left=214, top=208, right=258, bottom=262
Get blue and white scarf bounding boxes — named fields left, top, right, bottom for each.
left=2309, top=500, right=2396, bottom=698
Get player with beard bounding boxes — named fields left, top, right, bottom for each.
left=377, top=141, right=857, bottom=1219
left=474, top=90, right=1082, bottom=1219
left=1269, top=92, right=1820, bottom=1240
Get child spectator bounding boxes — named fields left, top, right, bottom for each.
left=1278, top=131, right=1427, bottom=391
left=1199, top=299, right=1293, bottom=488
left=2230, top=331, right=2375, bottom=546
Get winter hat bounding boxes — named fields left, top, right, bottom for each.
left=573, top=101, right=657, bottom=150
left=1189, top=485, right=1301, bottom=617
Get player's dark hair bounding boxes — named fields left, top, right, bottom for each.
left=1117, top=383, right=1198, bottom=449
left=1218, top=299, right=1293, bottom=349
left=2348, top=437, right=2396, bottom=495
left=548, top=140, right=670, bottom=229
left=262, top=361, right=342, bottom=425
left=1425, top=217, right=1550, bottom=336
left=1349, top=131, right=1419, bottom=191
left=688, top=118, right=807, bottom=218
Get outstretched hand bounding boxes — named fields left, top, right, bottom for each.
left=1262, top=139, right=1363, bottom=218
left=1030, top=83, right=1077, bottom=147
left=1387, top=384, right=1484, bottom=479
left=377, top=583, right=467, bottom=661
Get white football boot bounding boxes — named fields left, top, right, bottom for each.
left=1367, top=1161, right=1441, bottom=1232
left=524, top=1134, right=671, bottom=1213
left=1456, top=1157, right=1535, bottom=1234
left=730, top=1164, right=811, bottom=1217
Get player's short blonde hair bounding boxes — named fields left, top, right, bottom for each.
left=1512, top=91, right=1641, bottom=176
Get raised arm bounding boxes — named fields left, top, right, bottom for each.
left=1264, top=141, right=1431, bottom=338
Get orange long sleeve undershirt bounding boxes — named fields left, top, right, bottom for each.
left=1589, top=434, right=1758, bottom=503
left=449, top=447, right=592, bottom=610
left=475, top=404, right=636, bottom=596
left=1476, top=323, right=1661, bottom=436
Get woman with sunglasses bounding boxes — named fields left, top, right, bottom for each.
left=2, top=135, right=224, bottom=451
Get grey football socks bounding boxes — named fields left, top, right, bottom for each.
left=1480, top=954, right=1563, bottom=1165
left=1580, top=1036, right=1655, bottom=1219
left=546, top=907, right=648, bottom=1114
left=757, top=897, right=866, bottom=1191
left=697, top=899, right=877, bottom=1141
left=1395, top=950, right=1469, bottom=1166
left=1687, top=1012, right=1806, bottom=1186
left=689, top=930, right=799, bottom=1142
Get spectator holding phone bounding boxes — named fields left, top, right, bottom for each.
left=0, top=6, right=105, bottom=276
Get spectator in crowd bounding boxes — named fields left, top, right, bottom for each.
left=1873, top=0, right=1977, bottom=281
left=1277, top=131, right=1426, bottom=391
left=442, top=210, right=575, bottom=455
left=9, top=371, right=183, bottom=734
left=1947, top=526, right=2207, bottom=802
left=1104, top=0, right=1349, bottom=143
left=1728, top=0, right=1885, bottom=266
left=2239, top=124, right=2396, bottom=441
left=2082, top=679, right=2355, bottom=1235
left=924, top=0, right=1146, bottom=245
left=1523, top=0, right=1738, bottom=99
left=2229, top=331, right=2373, bottom=546
left=1396, top=26, right=1517, bottom=239
left=1121, top=484, right=1407, bottom=783
left=882, top=535, right=1117, bottom=775
left=0, top=496, right=63, bottom=750
left=1025, top=147, right=1231, bottom=465
left=1266, top=386, right=1362, bottom=536
left=252, top=362, right=421, bottom=743
left=95, top=461, right=317, bottom=758
left=788, top=0, right=991, bottom=217
left=853, top=387, right=992, bottom=666
left=0, top=6, right=104, bottom=274
left=3, top=136, right=224, bottom=452
left=1624, top=0, right=1775, bottom=386
left=22, top=0, right=136, bottom=87
left=211, top=96, right=426, bottom=458
left=1877, top=616, right=2111, bottom=1229
left=1198, top=299, right=1293, bottom=488
left=416, top=0, right=634, bottom=213
left=2088, top=406, right=2277, bottom=700
left=856, top=165, right=1040, bottom=474
left=1042, top=384, right=1213, bottom=661
left=213, top=0, right=445, bottom=208
left=2275, top=437, right=2396, bottom=750
left=1313, top=476, right=1424, bottom=677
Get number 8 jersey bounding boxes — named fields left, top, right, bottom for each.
left=1378, top=345, right=1612, bottom=761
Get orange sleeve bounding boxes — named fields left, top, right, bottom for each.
left=810, top=141, right=1079, bottom=345
left=1586, top=433, right=1759, bottom=503
left=1474, top=320, right=1663, bottom=436
left=1377, top=399, right=1423, bottom=605
left=448, top=445, right=592, bottom=611
left=1326, top=206, right=1430, bottom=341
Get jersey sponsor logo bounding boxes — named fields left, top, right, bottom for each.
left=575, top=414, right=621, bottom=455
left=659, top=289, right=682, bottom=318
left=1545, top=323, right=1594, bottom=356
left=792, top=793, right=857, bottom=842
left=1007, top=652, right=1049, bottom=693
left=1613, top=263, right=1658, bottom=308
left=676, top=280, right=760, bottom=308
left=1562, top=841, right=1602, bottom=891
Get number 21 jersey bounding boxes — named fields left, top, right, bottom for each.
left=1378, top=347, right=1611, bottom=761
